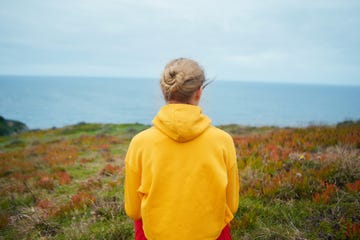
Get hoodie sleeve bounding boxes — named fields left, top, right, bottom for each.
left=226, top=137, right=240, bottom=214
left=124, top=139, right=142, bottom=220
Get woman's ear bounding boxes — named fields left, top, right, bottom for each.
left=197, top=87, right=203, bottom=99
left=192, top=87, right=202, bottom=105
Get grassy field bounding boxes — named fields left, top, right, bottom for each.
left=0, top=122, right=359, bottom=239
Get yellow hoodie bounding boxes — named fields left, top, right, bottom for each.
left=125, top=104, right=239, bottom=240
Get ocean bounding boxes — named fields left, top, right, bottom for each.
left=0, top=75, right=359, bottom=129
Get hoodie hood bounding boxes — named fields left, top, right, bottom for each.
left=152, top=104, right=211, bottom=143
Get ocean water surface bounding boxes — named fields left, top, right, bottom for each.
left=0, top=76, right=359, bottom=129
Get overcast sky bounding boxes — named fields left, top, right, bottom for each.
left=0, top=0, right=359, bottom=85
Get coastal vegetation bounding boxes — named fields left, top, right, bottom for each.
left=0, top=121, right=359, bottom=239
left=0, top=116, right=28, bottom=136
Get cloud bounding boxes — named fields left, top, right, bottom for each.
left=0, top=0, right=359, bottom=85
left=225, top=50, right=289, bottom=66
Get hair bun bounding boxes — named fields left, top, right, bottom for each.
left=163, top=68, right=185, bottom=93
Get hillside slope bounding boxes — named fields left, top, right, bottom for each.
left=0, top=122, right=359, bottom=239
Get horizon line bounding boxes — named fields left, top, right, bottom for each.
left=0, top=73, right=359, bottom=87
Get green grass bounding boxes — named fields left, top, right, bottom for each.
left=0, top=122, right=359, bottom=239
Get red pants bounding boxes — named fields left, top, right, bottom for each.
left=134, top=219, right=231, bottom=240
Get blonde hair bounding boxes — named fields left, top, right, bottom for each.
left=160, top=58, right=205, bottom=103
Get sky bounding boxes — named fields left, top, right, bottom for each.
left=0, top=0, right=359, bottom=85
